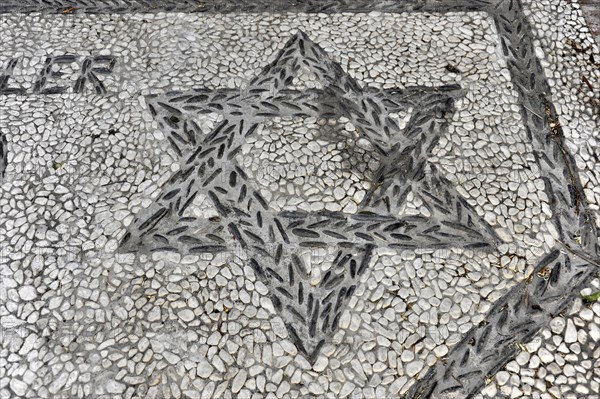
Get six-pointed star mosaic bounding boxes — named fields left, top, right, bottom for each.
left=119, top=31, right=501, bottom=362
left=2, top=2, right=600, bottom=398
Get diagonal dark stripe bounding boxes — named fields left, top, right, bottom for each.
left=406, top=249, right=598, bottom=398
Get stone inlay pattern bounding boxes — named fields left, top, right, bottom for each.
left=477, top=286, right=600, bottom=399
left=118, top=30, right=500, bottom=363
left=0, top=1, right=598, bottom=399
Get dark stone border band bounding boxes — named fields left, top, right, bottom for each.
left=0, top=0, right=492, bottom=14
left=2, top=0, right=598, bottom=397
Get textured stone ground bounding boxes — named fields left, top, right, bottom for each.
left=580, top=0, right=600, bottom=42
left=0, top=1, right=599, bottom=399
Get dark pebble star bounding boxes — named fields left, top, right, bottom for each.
left=119, top=30, right=500, bottom=363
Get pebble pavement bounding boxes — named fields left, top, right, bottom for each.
left=0, top=1, right=599, bottom=398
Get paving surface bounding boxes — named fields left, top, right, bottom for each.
left=581, top=0, right=600, bottom=42
left=0, top=1, right=599, bottom=399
